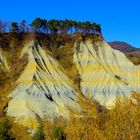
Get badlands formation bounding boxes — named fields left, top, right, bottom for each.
left=74, top=40, right=140, bottom=107
left=0, top=39, right=140, bottom=128
left=7, top=41, right=78, bottom=127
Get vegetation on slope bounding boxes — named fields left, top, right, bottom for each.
left=0, top=17, right=102, bottom=51
left=0, top=18, right=101, bottom=34
left=0, top=117, right=13, bottom=139
left=0, top=18, right=140, bottom=140
left=40, top=94, right=140, bottom=140
left=5, top=94, right=140, bottom=140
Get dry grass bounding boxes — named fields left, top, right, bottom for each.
left=0, top=35, right=140, bottom=139
left=127, top=53, right=140, bottom=65
left=11, top=121, right=33, bottom=140
left=50, top=42, right=78, bottom=87
left=42, top=93, right=140, bottom=140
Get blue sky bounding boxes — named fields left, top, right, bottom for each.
left=0, top=0, right=140, bottom=48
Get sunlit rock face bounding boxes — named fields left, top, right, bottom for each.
left=0, top=49, right=10, bottom=71
left=74, top=40, right=140, bottom=108
left=7, top=41, right=78, bottom=128
left=6, top=39, right=140, bottom=128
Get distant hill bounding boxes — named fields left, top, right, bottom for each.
left=109, top=41, right=140, bottom=65
left=108, top=41, right=140, bottom=53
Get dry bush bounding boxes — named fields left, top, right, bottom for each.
left=64, top=93, right=106, bottom=140
left=10, top=119, right=33, bottom=140
left=104, top=96, right=140, bottom=140
left=43, top=93, right=106, bottom=140
left=1, top=90, right=140, bottom=140
left=50, top=42, right=78, bottom=85
left=43, top=93, right=140, bottom=140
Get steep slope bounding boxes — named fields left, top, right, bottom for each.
left=74, top=40, right=140, bottom=108
left=0, top=48, right=11, bottom=93
left=4, top=38, right=140, bottom=129
left=7, top=41, right=78, bottom=128
left=0, top=49, right=10, bottom=114
left=0, top=49, right=10, bottom=71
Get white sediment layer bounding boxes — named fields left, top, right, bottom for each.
left=7, top=41, right=78, bottom=127
left=6, top=39, right=140, bottom=128
left=74, top=40, right=140, bottom=108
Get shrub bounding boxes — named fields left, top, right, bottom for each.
left=104, top=97, right=140, bottom=140
left=52, top=126, right=66, bottom=140
left=44, top=93, right=140, bottom=140
left=33, top=127, right=45, bottom=140
left=0, top=117, right=15, bottom=140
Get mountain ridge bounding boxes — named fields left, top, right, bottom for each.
left=109, top=41, right=140, bottom=65
left=109, top=41, right=140, bottom=53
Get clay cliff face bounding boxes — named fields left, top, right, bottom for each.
left=6, top=41, right=78, bottom=128
left=0, top=39, right=140, bottom=128
left=74, top=40, right=140, bottom=108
